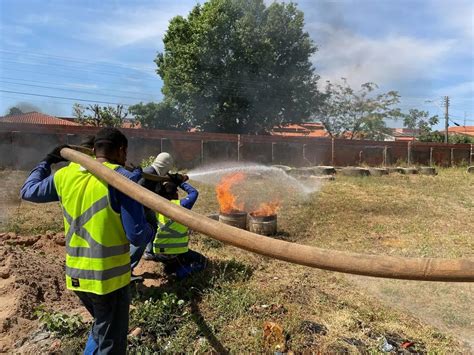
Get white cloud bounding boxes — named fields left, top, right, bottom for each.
left=84, top=3, right=194, bottom=48
left=311, top=24, right=453, bottom=88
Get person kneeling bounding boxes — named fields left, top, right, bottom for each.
left=154, top=180, right=207, bottom=279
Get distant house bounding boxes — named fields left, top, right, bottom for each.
left=271, top=122, right=328, bottom=138
left=0, top=112, right=81, bottom=126
left=444, top=126, right=474, bottom=137
left=382, top=128, right=420, bottom=142
left=58, top=116, right=141, bottom=129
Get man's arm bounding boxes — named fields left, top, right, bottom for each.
left=110, top=167, right=156, bottom=246
left=179, top=182, right=199, bottom=210
left=20, top=161, right=59, bottom=203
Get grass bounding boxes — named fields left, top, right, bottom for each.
left=2, top=167, right=473, bottom=352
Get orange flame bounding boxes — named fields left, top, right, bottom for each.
left=216, top=172, right=246, bottom=213
left=251, top=200, right=281, bottom=217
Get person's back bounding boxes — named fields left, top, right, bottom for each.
left=21, top=127, right=154, bottom=354
left=54, top=161, right=130, bottom=294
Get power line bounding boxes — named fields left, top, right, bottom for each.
left=0, top=58, right=155, bottom=79
left=0, top=76, right=158, bottom=98
left=0, top=80, right=153, bottom=102
left=0, top=49, right=156, bottom=72
left=0, top=66, right=161, bottom=87
left=0, top=89, right=131, bottom=106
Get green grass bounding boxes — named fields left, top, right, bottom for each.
left=2, top=167, right=473, bottom=352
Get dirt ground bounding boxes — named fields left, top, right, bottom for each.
left=0, top=232, right=83, bottom=353
left=0, top=170, right=81, bottom=353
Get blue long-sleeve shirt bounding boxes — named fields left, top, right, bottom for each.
left=179, top=182, right=198, bottom=210
left=20, top=161, right=155, bottom=246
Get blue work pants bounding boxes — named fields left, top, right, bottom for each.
left=74, top=285, right=130, bottom=355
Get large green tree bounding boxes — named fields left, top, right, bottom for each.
left=129, top=101, right=189, bottom=130
left=155, top=0, right=321, bottom=134
left=318, top=79, right=402, bottom=140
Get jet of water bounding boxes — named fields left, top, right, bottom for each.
left=188, top=162, right=319, bottom=196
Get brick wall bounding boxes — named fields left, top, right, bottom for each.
left=0, top=122, right=471, bottom=170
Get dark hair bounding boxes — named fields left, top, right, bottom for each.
left=158, top=181, right=178, bottom=199
left=94, top=127, right=128, bottom=153
left=80, top=135, right=95, bottom=149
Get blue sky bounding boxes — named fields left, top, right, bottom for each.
left=0, top=0, right=473, bottom=129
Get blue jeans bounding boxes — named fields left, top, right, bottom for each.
left=130, top=242, right=153, bottom=271
left=74, top=285, right=130, bottom=355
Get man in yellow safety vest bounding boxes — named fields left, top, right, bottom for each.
left=20, top=128, right=155, bottom=354
left=152, top=180, right=207, bottom=279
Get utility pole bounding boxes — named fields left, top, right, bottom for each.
left=444, top=96, right=449, bottom=144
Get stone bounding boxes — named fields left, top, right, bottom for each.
left=49, top=339, right=61, bottom=352
left=339, top=167, right=370, bottom=177
left=400, top=167, right=418, bottom=175
left=418, top=167, right=437, bottom=175
left=467, top=166, right=474, bottom=174
left=130, top=327, right=142, bottom=337
left=368, top=168, right=389, bottom=177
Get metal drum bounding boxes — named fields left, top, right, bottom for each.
left=219, top=211, right=248, bottom=229
left=248, top=214, right=277, bottom=236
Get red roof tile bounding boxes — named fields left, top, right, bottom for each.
left=445, top=126, right=474, bottom=137
left=271, top=122, right=328, bottom=137
left=0, top=112, right=81, bottom=126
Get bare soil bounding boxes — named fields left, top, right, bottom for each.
left=0, top=232, right=82, bottom=353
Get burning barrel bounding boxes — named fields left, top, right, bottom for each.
left=218, top=211, right=248, bottom=229
left=248, top=213, right=277, bottom=236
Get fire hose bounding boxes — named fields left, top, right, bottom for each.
left=60, top=147, right=474, bottom=282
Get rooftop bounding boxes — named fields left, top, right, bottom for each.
left=0, top=112, right=81, bottom=126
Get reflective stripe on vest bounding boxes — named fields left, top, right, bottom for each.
left=153, top=200, right=189, bottom=255
left=62, top=196, right=128, bottom=258
left=54, top=161, right=131, bottom=295
left=66, top=263, right=130, bottom=281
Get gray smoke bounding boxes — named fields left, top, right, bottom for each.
left=5, top=102, right=42, bottom=115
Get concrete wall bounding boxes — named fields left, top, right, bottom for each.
left=0, top=123, right=472, bottom=170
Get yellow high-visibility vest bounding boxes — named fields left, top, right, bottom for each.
left=54, top=161, right=130, bottom=295
left=153, top=200, right=189, bottom=255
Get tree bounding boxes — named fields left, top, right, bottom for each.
left=402, top=109, right=438, bottom=140
left=6, top=107, right=24, bottom=115
left=155, top=0, right=321, bottom=134
left=419, top=131, right=474, bottom=144
left=128, top=101, right=189, bottom=130
left=318, top=79, right=401, bottom=140
left=73, top=103, right=129, bottom=127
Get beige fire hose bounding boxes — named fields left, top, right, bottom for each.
left=60, top=148, right=474, bottom=282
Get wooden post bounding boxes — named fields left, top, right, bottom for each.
left=160, top=138, right=163, bottom=153
left=470, top=144, right=473, bottom=165
left=383, top=146, right=388, bottom=166
left=331, top=138, right=335, bottom=166
left=450, top=148, right=454, bottom=167
left=271, top=142, right=275, bottom=163
left=407, top=141, right=412, bottom=165
left=429, top=147, right=434, bottom=166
